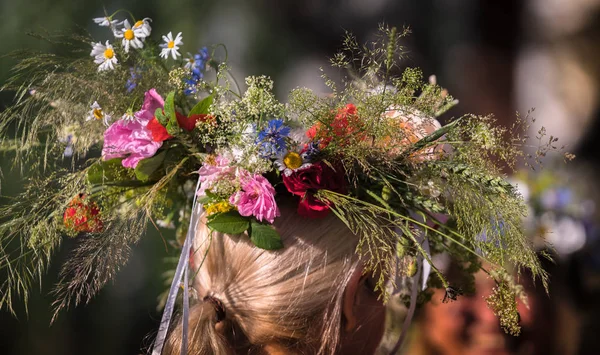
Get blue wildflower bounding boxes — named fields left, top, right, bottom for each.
left=126, top=67, right=141, bottom=93
left=184, top=47, right=210, bottom=96
left=256, top=119, right=291, bottom=158
left=301, top=141, right=321, bottom=161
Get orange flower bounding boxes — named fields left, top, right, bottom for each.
left=306, top=104, right=365, bottom=148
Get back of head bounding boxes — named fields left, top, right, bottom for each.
left=164, top=201, right=360, bottom=354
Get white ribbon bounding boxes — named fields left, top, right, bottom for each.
left=152, top=177, right=203, bottom=355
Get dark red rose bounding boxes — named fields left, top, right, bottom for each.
left=283, top=162, right=347, bottom=218
left=147, top=117, right=173, bottom=142
left=63, top=194, right=103, bottom=233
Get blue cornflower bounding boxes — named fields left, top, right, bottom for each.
left=126, top=67, right=141, bottom=93
left=256, top=119, right=291, bottom=158
left=301, top=141, right=321, bottom=161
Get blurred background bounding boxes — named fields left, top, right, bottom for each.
left=1, top=0, right=600, bottom=354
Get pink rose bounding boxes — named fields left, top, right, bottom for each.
left=197, top=155, right=235, bottom=196
left=229, top=171, right=280, bottom=223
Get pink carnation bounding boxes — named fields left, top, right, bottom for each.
left=197, top=155, right=236, bottom=196
left=101, top=89, right=165, bottom=168
left=229, top=171, right=280, bottom=223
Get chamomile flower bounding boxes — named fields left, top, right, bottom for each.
left=132, top=17, right=152, bottom=37
left=160, top=32, right=183, bottom=60
left=86, top=101, right=112, bottom=126
left=121, top=110, right=136, bottom=122
left=93, top=16, right=123, bottom=28
left=115, top=19, right=145, bottom=53
left=90, top=41, right=118, bottom=72
left=184, top=53, right=198, bottom=70
left=275, top=150, right=311, bottom=176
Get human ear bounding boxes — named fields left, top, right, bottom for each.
left=342, top=266, right=366, bottom=332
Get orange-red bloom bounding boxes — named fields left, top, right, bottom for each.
left=63, top=194, right=103, bottom=233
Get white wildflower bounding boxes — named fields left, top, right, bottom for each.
left=90, top=41, right=118, bottom=72
left=159, top=32, right=183, bottom=60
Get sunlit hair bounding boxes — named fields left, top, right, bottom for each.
left=164, top=201, right=361, bottom=354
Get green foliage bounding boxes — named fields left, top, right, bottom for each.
left=206, top=211, right=249, bottom=235
left=134, top=151, right=167, bottom=182
left=189, top=95, right=213, bottom=116
left=0, top=22, right=569, bottom=333
left=249, top=219, right=283, bottom=250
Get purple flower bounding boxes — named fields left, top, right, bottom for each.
left=101, top=89, right=164, bottom=168
left=230, top=170, right=280, bottom=223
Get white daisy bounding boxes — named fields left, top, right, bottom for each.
left=93, top=16, right=123, bottom=28
left=121, top=110, right=137, bottom=122
left=115, top=19, right=145, bottom=53
left=132, top=17, right=152, bottom=37
left=275, top=150, right=311, bottom=176
left=159, top=32, right=183, bottom=60
left=184, top=53, right=196, bottom=70
left=86, top=101, right=112, bottom=126
left=90, top=41, right=118, bottom=72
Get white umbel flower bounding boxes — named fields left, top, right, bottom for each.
left=87, top=101, right=112, bottom=126
left=159, top=32, right=183, bottom=60
left=90, top=41, right=118, bottom=72
left=132, top=17, right=152, bottom=37
left=93, top=16, right=122, bottom=28
left=115, top=19, right=145, bottom=53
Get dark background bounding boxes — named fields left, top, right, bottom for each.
left=2, top=0, right=600, bottom=354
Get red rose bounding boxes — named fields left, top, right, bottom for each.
left=283, top=162, right=347, bottom=218
left=147, top=117, right=173, bottom=142
left=63, top=194, right=103, bottom=233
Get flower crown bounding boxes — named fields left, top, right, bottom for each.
left=0, top=10, right=570, bottom=348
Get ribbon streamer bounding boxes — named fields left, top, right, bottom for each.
left=152, top=177, right=203, bottom=355
left=389, top=251, right=422, bottom=354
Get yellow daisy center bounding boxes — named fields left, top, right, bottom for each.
left=168, top=41, right=175, bottom=49
left=103, top=48, right=114, bottom=59
left=93, top=108, right=104, bottom=120
left=134, top=20, right=144, bottom=28
left=283, top=152, right=303, bottom=170
left=124, top=29, right=135, bottom=40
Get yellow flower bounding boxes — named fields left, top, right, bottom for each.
left=205, top=201, right=234, bottom=216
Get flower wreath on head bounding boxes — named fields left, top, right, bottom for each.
left=0, top=9, right=573, bottom=353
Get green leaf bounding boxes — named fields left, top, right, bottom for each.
left=206, top=211, right=249, bottom=235
left=155, top=107, right=167, bottom=125
left=189, top=95, right=213, bottom=116
left=163, top=92, right=180, bottom=136
left=407, top=116, right=463, bottom=155
left=249, top=220, right=283, bottom=250
left=134, top=151, right=167, bottom=182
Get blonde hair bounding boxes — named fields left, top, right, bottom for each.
left=164, top=201, right=361, bottom=354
